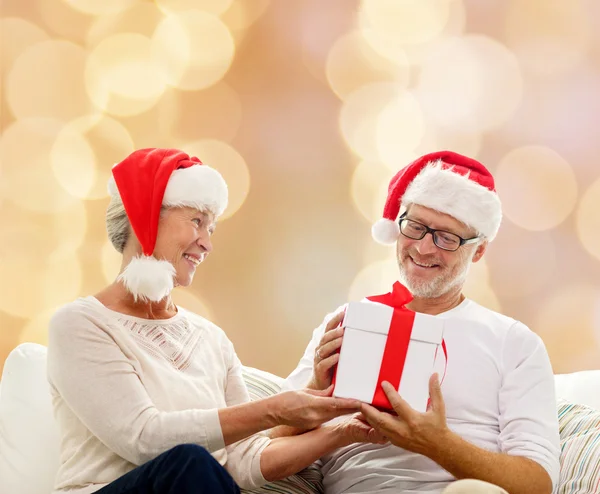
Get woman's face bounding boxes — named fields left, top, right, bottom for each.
left=153, top=207, right=216, bottom=287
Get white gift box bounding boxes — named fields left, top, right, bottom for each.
left=333, top=301, right=445, bottom=412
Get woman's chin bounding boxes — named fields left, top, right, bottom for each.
left=174, top=274, right=194, bottom=288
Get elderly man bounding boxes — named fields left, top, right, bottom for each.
left=282, top=151, right=560, bottom=494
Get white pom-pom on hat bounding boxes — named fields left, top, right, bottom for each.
left=371, top=218, right=400, bottom=245
left=116, top=256, right=175, bottom=303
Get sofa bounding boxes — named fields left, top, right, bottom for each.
left=1, top=343, right=599, bottom=494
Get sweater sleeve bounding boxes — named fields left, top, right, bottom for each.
left=219, top=338, right=271, bottom=489
left=47, top=307, right=225, bottom=467
left=497, top=322, right=561, bottom=489
left=280, top=306, right=345, bottom=392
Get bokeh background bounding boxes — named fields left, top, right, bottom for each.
left=1, top=0, right=599, bottom=379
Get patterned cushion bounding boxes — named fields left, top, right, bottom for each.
left=243, top=367, right=286, bottom=401
left=241, top=367, right=323, bottom=494
left=556, top=399, right=600, bottom=493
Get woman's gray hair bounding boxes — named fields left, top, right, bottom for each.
left=106, top=196, right=170, bottom=253
left=106, top=195, right=131, bottom=254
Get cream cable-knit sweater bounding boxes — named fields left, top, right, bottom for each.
left=47, top=296, right=270, bottom=493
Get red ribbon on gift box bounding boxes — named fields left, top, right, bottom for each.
left=341, top=281, right=447, bottom=410
left=366, top=282, right=415, bottom=409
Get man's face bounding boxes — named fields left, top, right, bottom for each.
left=396, top=205, right=486, bottom=298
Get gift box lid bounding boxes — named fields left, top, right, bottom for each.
left=343, top=301, right=444, bottom=344
left=342, top=301, right=394, bottom=335
left=411, top=313, right=444, bottom=344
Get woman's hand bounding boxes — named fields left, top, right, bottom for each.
left=331, top=412, right=389, bottom=447
left=272, top=386, right=361, bottom=430
left=307, top=310, right=346, bottom=390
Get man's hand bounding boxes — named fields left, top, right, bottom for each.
left=307, top=310, right=345, bottom=390
left=360, top=374, right=452, bottom=458
left=361, top=374, right=554, bottom=494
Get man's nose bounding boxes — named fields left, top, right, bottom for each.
left=415, top=232, right=438, bottom=255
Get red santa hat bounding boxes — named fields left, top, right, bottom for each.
left=372, top=151, right=502, bottom=245
left=107, top=148, right=228, bottom=302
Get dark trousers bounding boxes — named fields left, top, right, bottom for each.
left=96, top=444, right=241, bottom=494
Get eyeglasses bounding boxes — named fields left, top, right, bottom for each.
left=398, top=213, right=481, bottom=252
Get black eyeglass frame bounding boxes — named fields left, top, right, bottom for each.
left=398, top=213, right=481, bottom=252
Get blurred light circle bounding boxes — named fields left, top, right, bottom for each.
left=576, top=178, right=600, bottom=262
left=368, top=120, right=449, bottom=175
left=421, top=124, right=482, bottom=163
left=299, top=1, right=373, bottom=87
left=50, top=125, right=97, bottom=200
left=401, top=0, right=467, bottom=67
left=462, top=259, right=501, bottom=312
left=348, top=259, right=399, bottom=302
left=496, top=146, right=578, bottom=231
left=63, top=0, right=140, bottom=16
left=0, top=256, right=82, bottom=318
left=51, top=201, right=89, bottom=258
left=0, top=199, right=87, bottom=264
left=351, top=161, right=393, bottom=223
left=505, top=0, right=590, bottom=77
left=85, top=33, right=168, bottom=117
left=537, top=285, right=599, bottom=336
left=7, top=40, right=92, bottom=121
left=376, top=91, right=425, bottom=170
left=510, top=38, right=587, bottom=78
left=0, top=17, right=49, bottom=73
left=183, top=140, right=250, bottom=220
left=101, top=240, right=123, bottom=283
left=51, top=114, right=135, bottom=200
left=339, top=82, right=401, bottom=160
left=155, top=0, right=233, bottom=15
left=171, top=287, right=214, bottom=321
left=152, top=11, right=235, bottom=91
left=417, top=35, right=523, bottom=132
left=358, top=0, right=452, bottom=65
left=326, top=30, right=409, bottom=101
left=20, top=307, right=60, bottom=346
left=362, top=239, right=397, bottom=266
left=488, top=227, right=556, bottom=298
left=87, top=2, right=164, bottom=47
left=221, top=0, right=271, bottom=34
left=38, top=0, right=94, bottom=43
left=534, top=284, right=599, bottom=366
left=0, top=118, right=80, bottom=213
left=170, top=83, right=242, bottom=143
left=502, top=68, right=600, bottom=158
left=112, top=88, right=180, bottom=148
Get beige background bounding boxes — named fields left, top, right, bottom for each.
left=1, top=0, right=599, bottom=379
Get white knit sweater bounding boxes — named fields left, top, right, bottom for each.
left=282, top=298, right=561, bottom=494
left=47, top=296, right=270, bottom=493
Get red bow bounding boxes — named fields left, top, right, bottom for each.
left=366, top=281, right=413, bottom=308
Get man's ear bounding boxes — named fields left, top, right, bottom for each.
left=472, top=240, right=488, bottom=263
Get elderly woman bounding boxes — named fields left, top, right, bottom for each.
left=47, top=148, right=383, bottom=494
